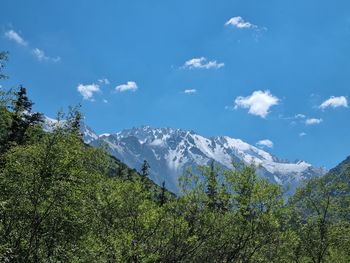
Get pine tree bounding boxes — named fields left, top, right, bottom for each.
left=0, top=51, right=8, bottom=80
left=158, top=181, right=167, bottom=206
left=140, top=160, right=151, bottom=193
left=67, top=105, right=82, bottom=137
left=141, top=160, right=150, bottom=179
left=8, top=86, right=43, bottom=146
left=217, top=183, right=229, bottom=212
left=206, top=161, right=219, bottom=210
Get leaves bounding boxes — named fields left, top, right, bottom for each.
left=0, top=65, right=349, bottom=261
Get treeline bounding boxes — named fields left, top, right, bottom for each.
left=1, top=52, right=350, bottom=262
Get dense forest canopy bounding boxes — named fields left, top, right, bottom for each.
left=1, top=53, right=350, bottom=262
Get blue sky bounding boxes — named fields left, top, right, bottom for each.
left=1, top=0, right=349, bottom=169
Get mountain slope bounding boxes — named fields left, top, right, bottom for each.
left=82, top=125, right=326, bottom=194
left=42, top=117, right=172, bottom=196
left=291, top=155, right=350, bottom=222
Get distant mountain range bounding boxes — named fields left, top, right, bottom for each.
left=43, top=117, right=327, bottom=194
left=67, top=121, right=325, bottom=194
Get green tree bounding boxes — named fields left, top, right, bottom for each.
left=86, top=176, right=168, bottom=262
left=178, top=163, right=287, bottom=262
left=141, top=160, right=150, bottom=179
left=0, top=114, right=107, bottom=262
left=290, top=174, right=350, bottom=263
left=7, top=86, right=43, bottom=147
left=0, top=51, right=12, bottom=155
left=0, top=51, right=8, bottom=80
left=157, top=181, right=167, bottom=206
left=206, top=161, right=219, bottom=210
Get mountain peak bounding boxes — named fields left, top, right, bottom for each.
left=87, top=125, right=326, bottom=194
left=43, top=119, right=326, bottom=195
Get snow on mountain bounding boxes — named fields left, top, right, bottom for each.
left=43, top=116, right=98, bottom=143
left=42, top=117, right=326, bottom=194
left=82, top=125, right=98, bottom=143
left=83, top=125, right=326, bottom=194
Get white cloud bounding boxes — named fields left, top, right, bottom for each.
left=4, top=30, right=27, bottom=46
left=319, top=96, right=348, bottom=109
left=98, top=78, right=110, bottom=85
left=299, top=132, right=307, bottom=137
left=279, top=113, right=306, bottom=121
left=33, top=48, right=47, bottom=61
left=305, top=118, right=323, bottom=125
left=103, top=99, right=108, bottom=103
left=4, top=30, right=61, bottom=62
left=234, top=90, right=279, bottom=118
left=77, top=83, right=100, bottom=100
left=182, top=57, right=224, bottom=69
left=184, top=89, right=197, bottom=94
left=225, top=16, right=257, bottom=29
left=115, top=81, right=138, bottom=92
left=256, top=139, right=273, bottom=148
left=283, top=114, right=306, bottom=120
left=33, top=48, right=61, bottom=62
left=295, top=114, right=306, bottom=119
left=224, top=105, right=235, bottom=111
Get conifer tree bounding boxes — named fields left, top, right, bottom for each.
left=0, top=51, right=11, bottom=155
left=140, top=160, right=151, bottom=193
left=206, top=160, right=219, bottom=210
left=0, top=51, right=8, bottom=80
left=158, top=181, right=167, bottom=206
left=141, top=160, right=150, bottom=179
left=8, top=86, right=43, bottom=146
left=217, top=183, right=229, bottom=212
left=67, top=105, right=82, bottom=137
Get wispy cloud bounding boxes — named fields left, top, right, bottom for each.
left=225, top=16, right=267, bottom=40
left=319, top=96, right=348, bottom=110
left=234, top=90, right=279, bottom=118
left=295, top=114, right=306, bottom=119
left=4, top=28, right=61, bottom=63
left=225, top=16, right=257, bottom=29
left=279, top=113, right=306, bottom=121
left=77, top=83, right=100, bottom=100
left=184, top=89, right=197, bottom=94
left=32, top=48, right=61, bottom=62
left=256, top=139, right=273, bottom=148
left=282, top=113, right=324, bottom=126
left=115, top=81, right=138, bottom=92
left=305, top=118, right=323, bottom=125
left=182, top=57, right=224, bottom=70
left=98, top=78, right=110, bottom=85
left=299, top=132, right=307, bottom=137
left=4, top=30, right=27, bottom=46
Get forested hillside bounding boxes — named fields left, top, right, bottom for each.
left=1, top=52, right=350, bottom=262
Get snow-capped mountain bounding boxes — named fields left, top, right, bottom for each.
left=43, top=117, right=326, bottom=194
left=42, top=116, right=98, bottom=143
left=86, top=125, right=326, bottom=194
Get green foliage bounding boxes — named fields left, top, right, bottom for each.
left=0, top=51, right=8, bottom=80
left=141, top=160, right=150, bottom=179
left=0, top=105, right=12, bottom=154
left=177, top=163, right=289, bottom=262
left=8, top=86, right=43, bottom=145
left=0, top=86, right=43, bottom=156
left=1, top=53, right=350, bottom=261
left=0, top=125, right=107, bottom=261
left=0, top=101, right=349, bottom=262
left=288, top=157, right=350, bottom=263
